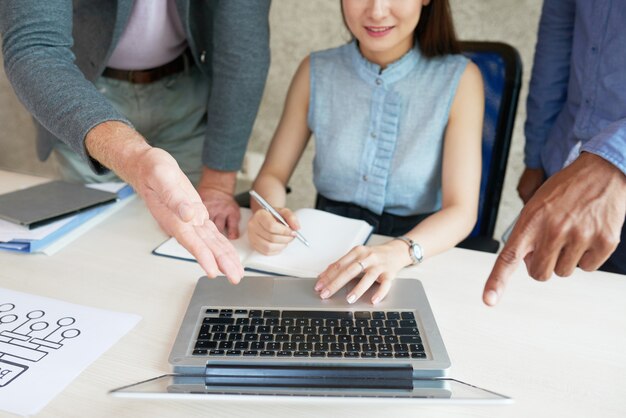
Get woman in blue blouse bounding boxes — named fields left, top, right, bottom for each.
left=249, top=0, right=484, bottom=304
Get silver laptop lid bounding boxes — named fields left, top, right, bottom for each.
left=169, top=276, right=450, bottom=378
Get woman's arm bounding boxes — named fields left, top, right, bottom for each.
left=316, top=61, right=484, bottom=304
left=248, top=57, right=313, bottom=254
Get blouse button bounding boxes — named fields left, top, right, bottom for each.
left=200, top=50, right=207, bottom=63
left=375, top=78, right=383, bottom=86
left=371, top=132, right=377, bottom=139
left=362, top=175, right=368, bottom=181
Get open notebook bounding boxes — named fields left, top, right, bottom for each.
left=153, top=208, right=373, bottom=277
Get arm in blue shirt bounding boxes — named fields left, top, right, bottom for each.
left=524, top=0, right=575, bottom=169
left=581, top=119, right=626, bottom=177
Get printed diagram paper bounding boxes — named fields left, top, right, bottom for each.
left=0, top=288, right=141, bottom=416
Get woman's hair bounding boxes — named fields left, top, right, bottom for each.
left=341, top=0, right=461, bottom=58
left=416, top=0, right=460, bottom=57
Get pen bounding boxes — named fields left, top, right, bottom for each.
left=249, top=190, right=310, bottom=247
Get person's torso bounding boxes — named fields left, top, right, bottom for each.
left=106, top=0, right=187, bottom=70
left=309, top=41, right=467, bottom=216
left=542, top=0, right=626, bottom=176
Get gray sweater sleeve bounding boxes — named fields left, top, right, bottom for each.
left=0, top=0, right=132, bottom=174
left=201, top=0, right=271, bottom=171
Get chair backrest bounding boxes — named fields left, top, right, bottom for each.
left=460, top=41, right=522, bottom=240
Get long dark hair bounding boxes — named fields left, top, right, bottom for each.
left=415, top=0, right=460, bottom=57
left=341, top=0, right=460, bottom=58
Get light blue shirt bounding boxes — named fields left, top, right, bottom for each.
left=525, top=0, right=626, bottom=177
left=308, top=42, right=467, bottom=216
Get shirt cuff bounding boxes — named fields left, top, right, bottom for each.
left=581, top=120, right=626, bottom=177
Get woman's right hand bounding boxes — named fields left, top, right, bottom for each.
left=247, top=208, right=300, bottom=255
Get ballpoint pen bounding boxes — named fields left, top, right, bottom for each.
left=249, top=190, right=310, bottom=247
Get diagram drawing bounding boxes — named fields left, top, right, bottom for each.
left=0, top=302, right=81, bottom=387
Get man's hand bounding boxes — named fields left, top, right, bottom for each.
left=517, top=167, right=546, bottom=204
left=196, top=167, right=241, bottom=239
left=85, top=121, right=244, bottom=283
left=483, top=153, right=626, bottom=306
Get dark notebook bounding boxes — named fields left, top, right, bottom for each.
left=0, top=181, right=117, bottom=228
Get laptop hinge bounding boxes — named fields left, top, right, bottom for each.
left=204, top=364, right=414, bottom=390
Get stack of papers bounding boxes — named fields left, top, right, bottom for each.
left=0, top=183, right=135, bottom=254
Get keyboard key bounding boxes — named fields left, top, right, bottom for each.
left=394, top=352, right=410, bottom=358
left=354, top=311, right=371, bottom=319
left=236, top=318, right=250, bottom=325
left=410, top=344, right=425, bottom=352
left=266, top=342, right=281, bottom=350
left=400, top=320, right=417, bottom=327
left=400, top=336, right=422, bottom=344
left=234, top=342, right=249, bottom=349
left=212, top=332, right=227, bottom=341
left=205, top=309, right=219, bottom=314
left=192, top=349, right=208, bottom=355
left=244, top=334, right=258, bottom=341
left=260, top=350, right=275, bottom=356
left=377, top=352, right=393, bottom=358
left=294, top=351, right=309, bottom=357
left=384, top=335, right=399, bottom=344
left=226, top=325, right=241, bottom=333
left=228, top=333, right=243, bottom=341
left=394, top=344, right=409, bottom=352
left=387, top=312, right=400, bottom=320
left=291, top=334, right=305, bottom=342
left=218, top=341, right=233, bottom=349
left=282, top=342, right=297, bottom=351
left=401, top=311, right=415, bottom=320
left=235, top=309, right=248, bottom=315
left=306, top=335, right=321, bottom=343
left=204, top=317, right=234, bottom=325
left=209, top=349, right=225, bottom=356
left=259, top=334, right=273, bottom=342
left=327, top=352, right=342, bottom=357
left=250, top=342, right=265, bottom=350
left=195, top=340, right=217, bottom=349
left=361, top=352, right=376, bottom=358
left=243, top=350, right=258, bottom=356
left=251, top=318, right=264, bottom=325
left=395, top=327, right=419, bottom=335
left=344, top=352, right=359, bottom=358
left=296, top=319, right=309, bottom=326
left=311, top=351, right=326, bottom=357
left=263, top=310, right=280, bottom=318
left=412, top=352, right=427, bottom=359
left=249, top=310, right=263, bottom=317
left=277, top=351, right=292, bottom=357
left=226, top=350, right=241, bottom=356
left=372, top=312, right=386, bottom=319
left=275, top=334, right=290, bottom=342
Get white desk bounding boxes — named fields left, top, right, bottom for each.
left=1, top=170, right=625, bottom=418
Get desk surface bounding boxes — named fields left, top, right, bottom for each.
left=1, top=171, right=625, bottom=418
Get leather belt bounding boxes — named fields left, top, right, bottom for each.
left=102, top=48, right=192, bottom=84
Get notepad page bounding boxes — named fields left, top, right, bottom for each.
left=244, top=208, right=373, bottom=277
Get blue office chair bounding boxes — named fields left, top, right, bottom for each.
left=456, top=41, right=522, bottom=253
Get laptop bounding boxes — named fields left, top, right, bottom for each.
left=111, top=276, right=511, bottom=404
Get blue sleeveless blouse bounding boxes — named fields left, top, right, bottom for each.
left=308, top=41, right=468, bottom=216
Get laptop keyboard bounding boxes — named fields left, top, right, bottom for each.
left=192, top=308, right=426, bottom=359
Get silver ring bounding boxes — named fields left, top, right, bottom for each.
left=357, top=260, right=366, bottom=272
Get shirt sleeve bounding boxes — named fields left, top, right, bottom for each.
left=524, top=0, right=576, bottom=169
left=201, top=0, right=271, bottom=172
left=581, top=118, right=626, bottom=176
left=0, top=0, right=132, bottom=174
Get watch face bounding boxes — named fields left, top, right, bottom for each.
left=411, top=243, right=423, bottom=262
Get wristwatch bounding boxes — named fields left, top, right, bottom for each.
left=395, top=235, right=424, bottom=265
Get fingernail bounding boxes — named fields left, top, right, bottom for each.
left=372, top=296, right=381, bottom=305
left=320, top=289, right=330, bottom=299
left=314, top=282, right=323, bottom=291
left=347, top=294, right=356, bottom=304
left=485, top=290, right=498, bottom=306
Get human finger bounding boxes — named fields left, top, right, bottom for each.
left=526, top=230, right=564, bottom=281
left=194, top=220, right=244, bottom=283
left=315, top=246, right=366, bottom=291
left=258, top=210, right=295, bottom=237
left=578, top=236, right=619, bottom=271
left=318, top=257, right=368, bottom=300
left=224, top=209, right=241, bottom=240
left=345, top=267, right=384, bottom=304
left=483, top=229, right=530, bottom=306
left=371, top=277, right=393, bottom=305
left=248, top=228, right=291, bottom=255
left=279, top=208, right=301, bottom=230
left=554, top=239, right=587, bottom=277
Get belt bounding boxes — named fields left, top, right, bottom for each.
left=102, top=48, right=192, bottom=84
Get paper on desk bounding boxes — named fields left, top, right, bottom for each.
left=0, top=287, right=141, bottom=416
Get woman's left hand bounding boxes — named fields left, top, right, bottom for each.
left=315, top=240, right=412, bottom=305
